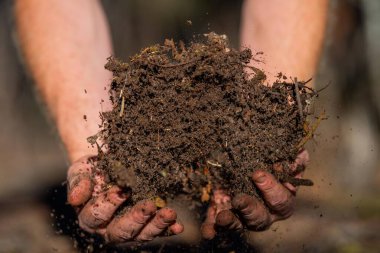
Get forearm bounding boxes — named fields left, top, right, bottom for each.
left=241, top=0, right=328, bottom=83
left=15, top=0, right=112, bottom=162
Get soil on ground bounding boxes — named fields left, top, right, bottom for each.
left=92, top=33, right=316, bottom=204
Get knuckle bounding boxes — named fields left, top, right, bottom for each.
left=79, top=206, right=107, bottom=229
left=136, top=200, right=157, bottom=216
left=270, top=194, right=287, bottom=208
left=278, top=204, right=294, bottom=219
left=106, top=220, right=134, bottom=242
left=114, top=230, right=134, bottom=242
left=90, top=207, right=108, bottom=223
left=87, top=203, right=113, bottom=226
left=78, top=217, right=95, bottom=233
left=105, top=190, right=126, bottom=206
left=270, top=193, right=294, bottom=217
left=241, top=199, right=259, bottom=216
left=159, top=208, right=177, bottom=222
left=246, top=215, right=271, bottom=231
left=232, top=194, right=250, bottom=210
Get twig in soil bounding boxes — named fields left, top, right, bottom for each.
left=119, top=96, right=125, bottom=117
left=282, top=78, right=316, bottom=95
left=293, top=77, right=304, bottom=119
left=301, top=77, right=313, bottom=85
left=95, top=141, right=104, bottom=157
left=206, top=160, right=222, bottom=167
left=316, top=81, right=331, bottom=93
left=244, top=65, right=264, bottom=74
left=297, top=111, right=325, bottom=148
left=119, top=75, right=128, bottom=117
left=119, top=75, right=127, bottom=98
left=119, top=86, right=124, bottom=98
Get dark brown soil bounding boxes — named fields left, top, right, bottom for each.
left=93, top=33, right=316, bottom=204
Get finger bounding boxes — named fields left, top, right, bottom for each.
left=284, top=150, right=310, bottom=193
left=215, top=210, right=243, bottom=231
left=201, top=189, right=232, bottom=240
left=78, top=186, right=128, bottom=233
left=67, top=156, right=94, bottom=206
left=253, top=170, right=294, bottom=219
left=201, top=222, right=216, bottom=240
left=92, top=169, right=107, bottom=197
left=105, top=200, right=157, bottom=243
left=294, top=149, right=309, bottom=168
left=288, top=149, right=309, bottom=176
left=232, top=194, right=271, bottom=231
left=201, top=204, right=217, bottom=240
left=282, top=183, right=297, bottom=195
left=168, top=222, right=184, bottom=235
left=135, top=207, right=178, bottom=241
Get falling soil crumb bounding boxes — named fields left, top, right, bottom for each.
left=93, top=33, right=317, bottom=203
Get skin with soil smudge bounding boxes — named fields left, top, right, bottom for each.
left=94, top=33, right=315, bottom=204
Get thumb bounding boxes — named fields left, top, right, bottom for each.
left=201, top=204, right=217, bottom=240
left=67, top=155, right=94, bottom=206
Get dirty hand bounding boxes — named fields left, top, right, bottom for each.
left=67, top=155, right=184, bottom=243
left=201, top=150, right=309, bottom=239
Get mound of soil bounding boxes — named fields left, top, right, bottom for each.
left=93, top=33, right=315, bottom=203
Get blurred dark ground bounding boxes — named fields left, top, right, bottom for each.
left=0, top=0, right=379, bottom=252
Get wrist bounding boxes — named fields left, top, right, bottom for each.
left=54, top=86, right=110, bottom=164
left=56, top=104, right=102, bottom=163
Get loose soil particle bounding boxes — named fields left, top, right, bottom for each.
left=93, top=33, right=316, bottom=204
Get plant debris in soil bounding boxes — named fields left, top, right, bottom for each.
left=92, top=33, right=317, bottom=204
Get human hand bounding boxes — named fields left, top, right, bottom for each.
left=201, top=150, right=309, bottom=239
left=67, top=155, right=184, bottom=243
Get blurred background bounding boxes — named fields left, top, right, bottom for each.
left=0, top=0, right=379, bottom=252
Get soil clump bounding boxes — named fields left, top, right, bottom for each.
left=93, top=33, right=316, bottom=204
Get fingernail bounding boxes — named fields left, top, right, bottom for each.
left=68, top=176, right=81, bottom=191
left=253, top=171, right=266, bottom=183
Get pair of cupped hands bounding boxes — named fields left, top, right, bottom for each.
left=67, top=150, right=308, bottom=243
